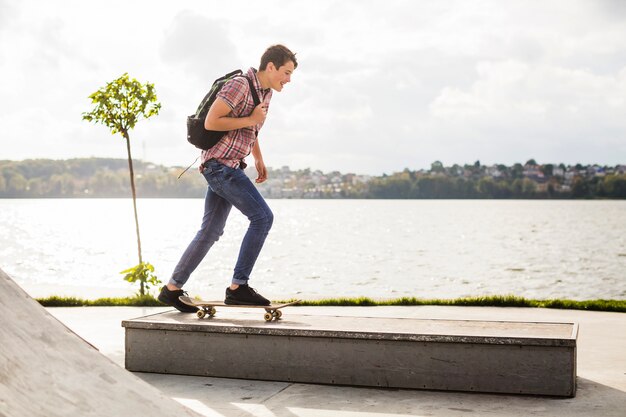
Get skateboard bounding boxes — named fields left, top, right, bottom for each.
left=179, top=296, right=300, bottom=321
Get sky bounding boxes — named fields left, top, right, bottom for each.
left=0, top=0, right=625, bottom=175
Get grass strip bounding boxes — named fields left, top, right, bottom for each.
left=36, top=294, right=626, bottom=312
left=37, top=295, right=163, bottom=307
left=280, top=295, right=626, bottom=313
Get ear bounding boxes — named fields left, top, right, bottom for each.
left=267, top=62, right=277, bottom=72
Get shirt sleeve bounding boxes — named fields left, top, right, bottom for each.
left=216, top=77, right=249, bottom=110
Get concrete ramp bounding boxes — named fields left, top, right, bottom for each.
left=0, top=268, right=202, bottom=417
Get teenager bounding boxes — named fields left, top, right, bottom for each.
left=159, top=45, right=298, bottom=312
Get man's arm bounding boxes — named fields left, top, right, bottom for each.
left=205, top=98, right=267, bottom=131
left=251, top=140, right=267, bottom=184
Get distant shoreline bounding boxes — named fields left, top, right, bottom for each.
left=1, top=158, right=625, bottom=199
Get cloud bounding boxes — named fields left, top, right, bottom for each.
left=267, top=1, right=626, bottom=172
left=0, top=0, right=17, bottom=33
left=430, top=60, right=626, bottom=126
left=596, top=0, right=626, bottom=18
left=2, top=0, right=625, bottom=175
left=262, top=47, right=483, bottom=173
left=159, top=11, right=240, bottom=80
left=424, top=60, right=626, bottom=165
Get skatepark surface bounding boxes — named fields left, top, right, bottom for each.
left=0, top=269, right=203, bottom=417
left=2, top=267, right=625, bottom=416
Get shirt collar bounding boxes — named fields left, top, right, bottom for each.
left=247, top=67, right=271, bottom=95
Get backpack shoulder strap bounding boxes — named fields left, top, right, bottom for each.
left=243, top=75, right=261, bottom=106
left=215, top=69, right=243, bottom=84
left=195, top=70, right=243, bottom=117
left=242, top=76, right=262, bottom=138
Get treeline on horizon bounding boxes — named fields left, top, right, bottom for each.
left=0, top=158, right=624, bottom=199
left=364, top=161, right=626, bottom=199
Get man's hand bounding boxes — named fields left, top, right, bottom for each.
left=255, top=158, right=268, bottom=183
left=250, top=103, right=268, bottom=125
left=251, top=138, right=267, bottom=183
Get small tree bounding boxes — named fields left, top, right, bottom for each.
left=82, top=73, right=161, bottom=295
left=120, top=262, right=161, bottom=297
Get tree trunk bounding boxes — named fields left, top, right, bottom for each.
left=123, top=131, right=144, bottom=295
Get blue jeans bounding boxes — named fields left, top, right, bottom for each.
left=169, top=159, right=274, bottom=288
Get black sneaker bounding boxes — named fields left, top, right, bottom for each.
left=225, top=284, right=270, bottom=306
left=158, top=285, right=198, bottom=313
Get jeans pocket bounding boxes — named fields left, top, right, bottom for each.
left=204, top=161, right=236, bottom=191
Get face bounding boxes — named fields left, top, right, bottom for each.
left=268, top=60, right=295, bottom=92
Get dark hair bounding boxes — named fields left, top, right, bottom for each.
left=259, top=44, right=298, bottom=71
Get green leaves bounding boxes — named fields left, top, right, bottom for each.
left=82, top=73, right=161, bottom=138
left=120, top=261, right=161, bottom=296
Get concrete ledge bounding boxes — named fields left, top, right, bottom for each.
left=122, top=310, right=578, bottom=397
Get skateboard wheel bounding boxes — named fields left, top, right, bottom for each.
left=264, top=312, right=273, bottom=321
left=209, top=307, right=217, bottom=316
left=197, top=310, right=206, bottom=319
left=275, top=310, right=282, bottom=319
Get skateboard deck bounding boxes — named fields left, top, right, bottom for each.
left=179, top=296, right=300, bottom=321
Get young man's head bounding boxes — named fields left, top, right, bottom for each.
left=258, top=44, right=297, bottom=92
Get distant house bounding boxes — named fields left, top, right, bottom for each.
left=564, top=170, right=577, bottom=183
left=486, top=165, right=502, bottom=178
left=593, top=166, right=606, bottom=177
left=523, top=164, right=545, bottom=182
left=587, top=165, right=605, bottom=177
left=553, top=167, right=565, bottom=177
left=353, top=175, right=371, bottom=184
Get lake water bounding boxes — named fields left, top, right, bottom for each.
left=0, top=199, right=624, bottom=301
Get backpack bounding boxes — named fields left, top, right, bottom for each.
left=186, top=69, right=261, bottom=150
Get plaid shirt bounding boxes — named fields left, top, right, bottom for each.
left=201, top=68, right=272, bottom=169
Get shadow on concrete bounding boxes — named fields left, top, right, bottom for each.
left=136, top=373, right=626, bottom=417
left=0, top=268, right=202, bottom=417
